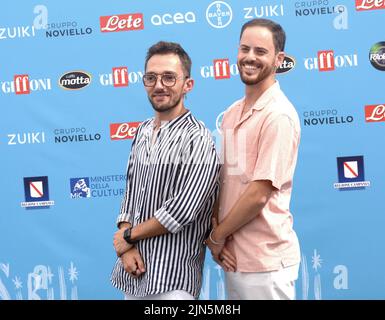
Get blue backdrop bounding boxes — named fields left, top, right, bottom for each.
left=1, top=0, right=384, bottom=300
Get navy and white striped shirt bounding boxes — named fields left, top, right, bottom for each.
left=110, top=111, right=220, bottom=298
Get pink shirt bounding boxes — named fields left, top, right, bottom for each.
left=219, top=81, right=301, bottom=272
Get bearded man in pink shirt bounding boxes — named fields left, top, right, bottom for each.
left=206, top=18, right=301, bottom=300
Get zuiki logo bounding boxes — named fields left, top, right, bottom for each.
left=0, top=75, right=52, bottom=95
left=70, top=178, right=91, bottom=198
left=277, top=56, right=295, bottom=74
left=304, top=50, right=358, bottom=71
left=0, top=25, right=36, bottom=40
left=206, top=1, right=232, bottom=29
left=100, top=13, right=144, bottom=32
left=369, top=42, right=385, bottom=71
left=45, top=21, right=92, bottom=38
left=334, top=156, right=370, bottom=190
left=355, top=0, right=385, bottom=11
left=365, top=104, right=385, bottom=122
left=244, top=3, right=284, bottom=19
left=53, top=127, right=101, bottom=143
left=7, top=132, right=46, bottom=145
left=110, top=122, right=141, bottom=140
left=59, top=71, right=91, bottom=90
left=21, top=176, right=55, bottom=208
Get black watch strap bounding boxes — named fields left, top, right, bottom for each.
left=123, top=227, right=138, bottom=244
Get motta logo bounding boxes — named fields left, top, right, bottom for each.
left=110, top=122, right=141, bottom=140
left=59, top=71, right=91, bottom=90
left=100, top=13, right=144, bottom=32
left=277, top=56, right=295, bottom=74
left=365, top=104, right=385, bottom=122
left=355, top=0, right=385, bottom=11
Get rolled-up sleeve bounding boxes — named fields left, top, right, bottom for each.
left=154, top=129, right=221, bottom=233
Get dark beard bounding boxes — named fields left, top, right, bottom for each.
left=238, top=62, right=276, bottom=86
left=148, top=94, right=182, bottom=113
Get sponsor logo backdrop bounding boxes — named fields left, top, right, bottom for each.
left=0, top=0, right=384, bottom=300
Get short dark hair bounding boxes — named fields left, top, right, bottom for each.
left=240, top=18, right=286, bottom=53
left=144, top=41, right=192, bottom=77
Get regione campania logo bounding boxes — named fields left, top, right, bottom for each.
left=334, top=156, right=370, bottom=190
left=21, top=176, right=55, bottom=208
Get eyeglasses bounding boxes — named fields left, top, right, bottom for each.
left=142, top=73, right=188, bottom=87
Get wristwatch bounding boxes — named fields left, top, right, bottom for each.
left=123, top=227, right=138, bottom=245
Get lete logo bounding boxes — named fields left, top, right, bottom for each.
left=356, top=0, right=385, bottom=11
left=100, top=13, right=144, bottom=32
left=365, top=104, right=385, bottom=122
left=110, top=122, right=141, bottom=140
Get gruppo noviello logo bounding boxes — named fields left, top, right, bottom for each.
left=334, top=156, right=371, bottom=190
left=21, top=176, right=54, bottom=208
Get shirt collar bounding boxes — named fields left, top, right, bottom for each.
left=145, top=110, right=191, bottom=137
left=250, top=80, right=280, bottom=111
left=234, top=81, right=280, bottom=128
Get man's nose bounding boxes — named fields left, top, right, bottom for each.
left=153, top=75, right=165, bottom=89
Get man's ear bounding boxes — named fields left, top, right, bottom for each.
left=183, top=78, right=194, bottom=94
left=275, top=51, right=285, bottom=68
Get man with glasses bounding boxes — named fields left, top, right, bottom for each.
left=206, top=18, right=301, bottom=300
left=111, top=41, right=220, bottom=300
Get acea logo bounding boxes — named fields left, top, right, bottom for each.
left=206, top=1, right=232, bottom=29
left=21, top=176, right=54, bottom=209
left=150, top=11, right=196, bottom=26
left=70, top=178, right=91, bottom=198
left=59, top=71, right=91, bottom=90
left=369, top=42, right=385, bottom=71
left=334, top=156, right=371, bottom=190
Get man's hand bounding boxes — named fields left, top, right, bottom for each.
left=113, top=228, right=132, bottom=257
left=206, top=218, right=237, bottom=272
left=120, top=247, right=146, bottom=278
